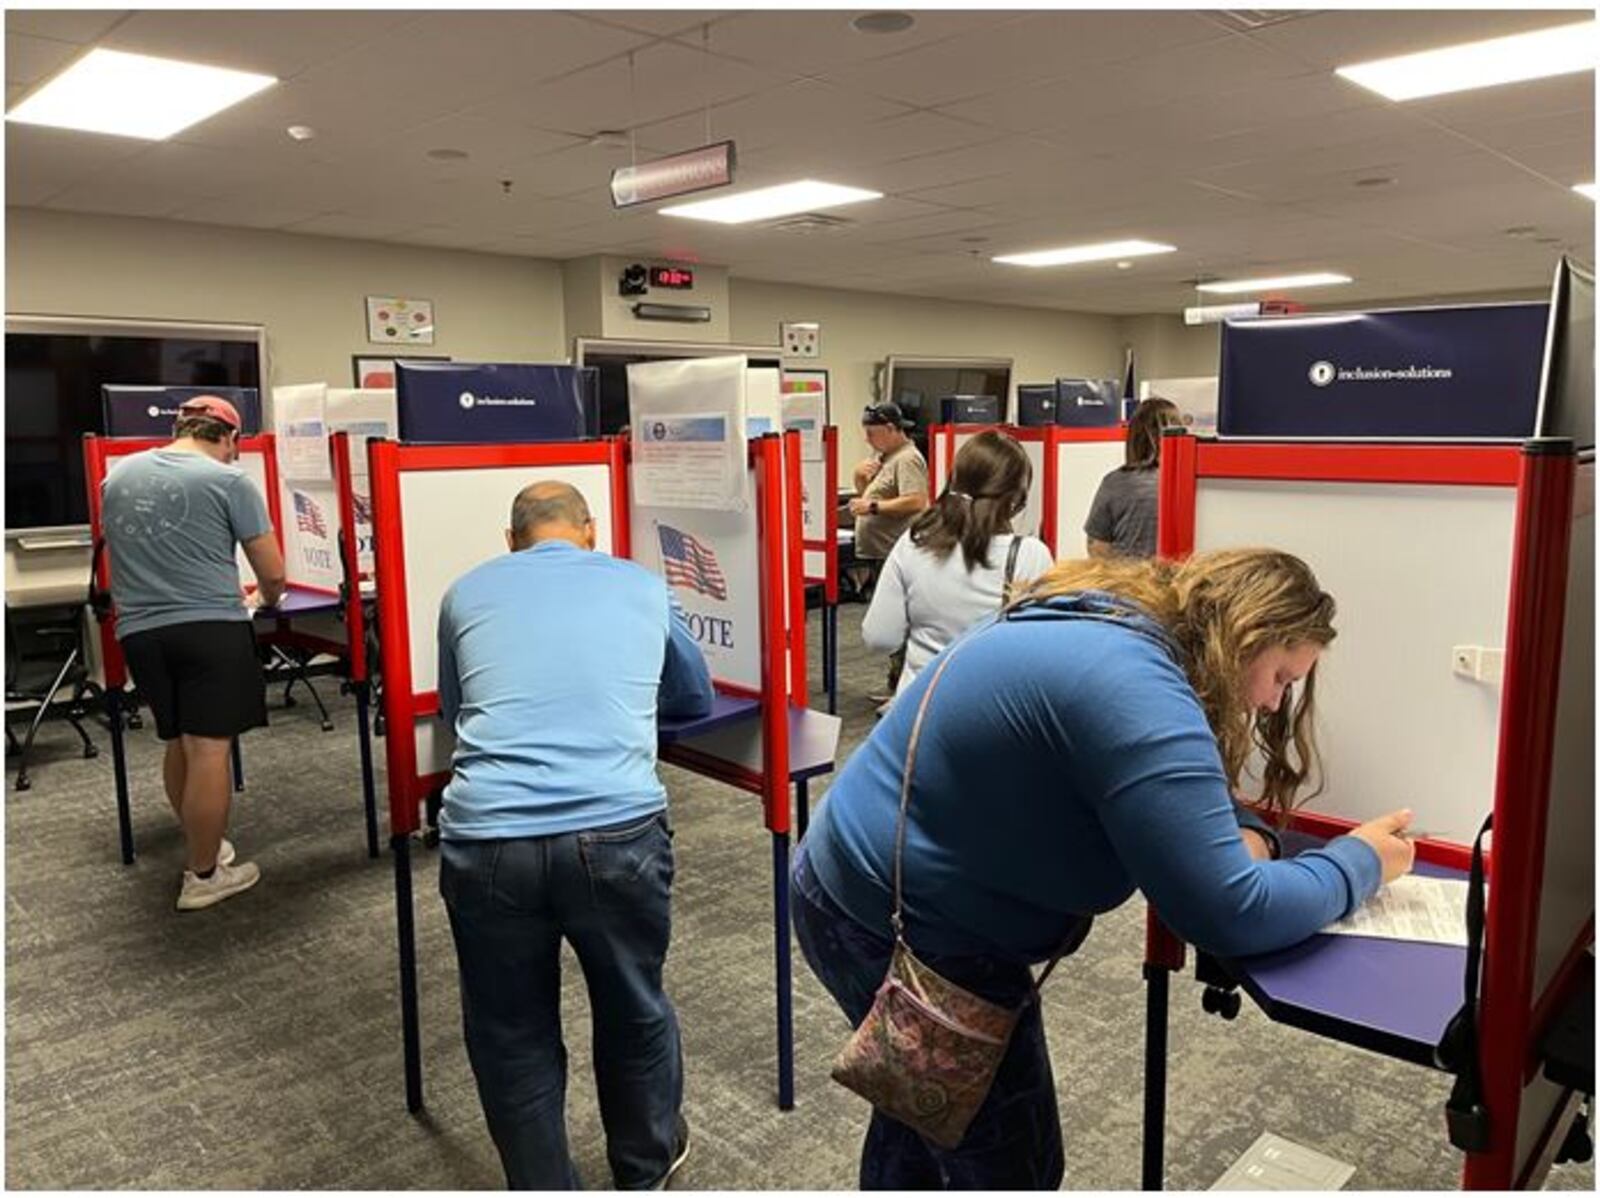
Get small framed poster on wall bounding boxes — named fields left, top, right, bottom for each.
left=365, top=295, right=435, bottom=345
left=352, top=354, right=449, bottom=389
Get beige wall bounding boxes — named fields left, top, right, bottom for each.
left=6, top=208, right=567, bottom=389
left=729, top=277, right=1124, bottom=467
left=1115, top=313, right=1221, bottom=383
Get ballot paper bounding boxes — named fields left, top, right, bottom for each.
left=1320, top=873, right=1479, bottom=947
left=1210, top=1132, right=1356, bottom=1190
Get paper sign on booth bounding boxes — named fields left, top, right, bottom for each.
left=628, top=356, right=750, bottom=512
left=274, top=383, right=332, bottom=482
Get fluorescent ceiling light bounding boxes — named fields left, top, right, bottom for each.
left=1575, top=182, right=1599, bottom=201
left=1336, top=20, right=1598, bottom=102
left=1196, top=272, right=1353, bottom=294
left=6, top=48, right=276, bottom=140
left=993, top=239, right=1175, bottom=267
left=660, top=180, right=881, bottom=223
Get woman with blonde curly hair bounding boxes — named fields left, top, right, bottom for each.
left=793, top=547, right=1415, bottom=1190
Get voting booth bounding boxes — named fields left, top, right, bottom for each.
left=927, top=422, right=1126, bottom=555
left=1138, top=432, right=1593, bottom=1190
left=367, top=364, right=840, bottom=1114
left=83, top=426, right=383, bottom=865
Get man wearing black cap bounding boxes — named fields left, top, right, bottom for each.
left=848, top=403, right=928, bottom=700
left=102, top=395, right=286, bottom=911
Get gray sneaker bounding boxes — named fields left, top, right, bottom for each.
left=176, top=860, right=260, bottom=911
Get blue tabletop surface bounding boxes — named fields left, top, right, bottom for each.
left=254, top=586, right=343, bottom=617
left=1215, top=836, right=1469, bottom=1067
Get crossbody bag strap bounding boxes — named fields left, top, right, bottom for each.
left=889, top=639, right=972, bottom=940
left=1000, top=536, right=1023, bottom=611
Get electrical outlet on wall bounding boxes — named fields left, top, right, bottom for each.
left=781, top=321, right=821, bottom=358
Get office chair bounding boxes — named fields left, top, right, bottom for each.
left=6, top=603, right=99, bottom=792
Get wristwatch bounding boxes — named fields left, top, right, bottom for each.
left=869, top=500, right=880, bottom=516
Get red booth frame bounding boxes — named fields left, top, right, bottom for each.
left=926, top=422, right=1125, bottom=555
left=800, top=425, right=841, bottom=713
left=1140, top=435, right=1592, bottom=1191
left=368, top=433, right=813, bottom=1114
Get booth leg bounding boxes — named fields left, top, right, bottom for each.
left=356, top=685, right=379, bottom=860
left=108, top=688, right=135, bottom=865
left=796, top=779, right=810, bottom=841
left=825, top=604, right=838, bottom=716
left=1142, top=963, right=1171, bottom=1191
left=393, top=833, right=424, bottom=1113
left=772, top=830, right=794, bottom=1111
left=230, top=738, right=244, bottom=792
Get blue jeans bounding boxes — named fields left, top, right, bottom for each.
left=791, top=842, right=1065, bottom=1190
left=439, top=810, right=682, bottom=1190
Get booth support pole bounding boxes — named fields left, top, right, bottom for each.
left=356, top=684, right=379, bottom=860
left=825, top=604, right=838, bottom=715
left=393, top=833, right=424, bottom=1113
left=773, top=829, right=794, bottom=1111
left=796, top=779, right=809, bottom=840
left=230, top=738, right=244, bottom=792
left=107, top=687, right=135, bottom=865
left=1141, top=912, right=1186, bottom=1190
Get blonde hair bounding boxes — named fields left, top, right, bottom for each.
left=1012, top=549, right=1337, bottom=823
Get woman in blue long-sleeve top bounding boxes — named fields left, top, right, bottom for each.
left=793, top=548, right=1416, bottom=1190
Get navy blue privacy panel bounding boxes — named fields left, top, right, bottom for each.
left=1219, top=303, right=1549, bottom=439
left=102, top=385, right=262, bottom=436
left=1536, top=258, right=1594, bottom=452
left=1055, top=379, right=1122, bottom=427
left=939, top=394, right=1002, bottom=424
left=395, top=362, right=599, bottom=443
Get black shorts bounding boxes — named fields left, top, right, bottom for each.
left=120, top=620, right=268, bottom=741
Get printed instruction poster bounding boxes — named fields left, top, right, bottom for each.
left=629, top=356, right=749, bottom=512
left=274, top=382, right=332, bottom=482
left=327, top=387, right=398, bottom=576
left=782, top=370, right=828, bottom=463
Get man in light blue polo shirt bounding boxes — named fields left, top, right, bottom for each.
left=436, top=480, right=713, bottom=1191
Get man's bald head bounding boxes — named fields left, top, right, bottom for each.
left=509, top=481, right=595, bottom=551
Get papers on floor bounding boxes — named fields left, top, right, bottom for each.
left=1211, top=1132, right=1356, bottom=1190
left=1321, top=873, right=1478, bottom=947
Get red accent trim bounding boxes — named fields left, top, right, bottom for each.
left=1287, top=810, right=1475, bottom=873
left=82, top=436, right=127, bottom=688
left=824, top=425, right=839, bottom=603
left=1194, top=442, right=1520, bottom=487
left=329, top=432, right=368, bottom=681
left=1157, top=432, right=1197, bottom=560
left=1040, top=430, right=1060, bottom=554
left=756, top=436, right=793, bottom=834
left=943, top=426, right=957, bottom=492
left=714, top=680, right=762, bottom=701
left=1465, top=446, right=1576, bottom=1190
left=255, top=434, right=284, bottom=553
left=369, top=438, right=422, bottom=837
left=1145, top=910, right=1186, bottom=971
left=391, top=440, right=618, bottom=471
left=1049, top=425, right=1126, bottom=443
left=413, top=692, right=440, bottom=719
left=783, top=431, right=808, bottom=706
left=607, top=436, right=632, bottom=560
left=1526, top=922, right=1595, bottom=1082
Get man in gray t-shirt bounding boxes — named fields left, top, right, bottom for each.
left=102, top=396, right=286, bottom=911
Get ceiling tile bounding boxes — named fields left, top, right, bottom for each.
left=167, top=195, right=332, bottom=230
left=280, top=212, right=419, bottom=241
left=102, top=10, right=420, bottom=79
left=1243, top=10, right=1585, bottom=72
left=684, top=9, right=1010, bottom=78
left=4, top=10, right=128, bottom=44
left=632, top=79, right=911, bottom=160
left=6, top=32, right=81, bottom=88
left=576, top=10, right=729, bottom=39
left=46, top=178, right=199, bottom=219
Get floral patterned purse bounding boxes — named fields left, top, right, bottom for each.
left=829, top=636, right=1069, bottom=1150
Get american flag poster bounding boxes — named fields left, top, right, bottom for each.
left=658, top=524, right=727, bottom=601
left=293, top=490, right=328, bottom=539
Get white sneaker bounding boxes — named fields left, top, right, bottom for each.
left=176, top=860, right=261, bottom=911
left=218, top=838, right=236, bottom=867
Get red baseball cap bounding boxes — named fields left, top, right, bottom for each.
left=178, top=395, right=242, bottom=431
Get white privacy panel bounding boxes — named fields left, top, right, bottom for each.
left=1053, top=439, right=1125, bottom=557
left=1194, top=479, right=1517, bottom=843
left=1018, top=437, right=1045, bottom=542
left=399, top=463, right=615, bottom=700
left=235, top=450, right=271, bottom=587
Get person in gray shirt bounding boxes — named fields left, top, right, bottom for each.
left=102, top=396, right=286, bottom=911
left=1085, top=397, right=1184, bottom=559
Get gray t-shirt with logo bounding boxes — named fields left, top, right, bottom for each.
left=102, top=448, right=274, bottom=639
left=1084, top=466, right=1160, bottom=558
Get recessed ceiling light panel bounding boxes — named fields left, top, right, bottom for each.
left=660, top=180, right=881, bottom=224
left=992, top=239, right=1176, bottom=267
left=1196, top=272, right=1353, bottom=294
left=1335, top=20, right=1598, bottom=101
left=7, top=47, right=276, bottom=140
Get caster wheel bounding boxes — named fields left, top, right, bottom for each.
left=321, top=720, right=335, bottom=732
left=15, top=775, right=31, bottom=792
left=1557, top=1123, right=1592, bottom=1165
left=84, top=745, right=99, bottom=759
left=1202, top=986, right=1241, bottom=1020
left=284, top=696, right=298, bottom=708
left=128, top=715, right=143, bottom=730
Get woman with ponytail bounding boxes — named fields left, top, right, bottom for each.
left=861, top=430, right=1052, bottom=704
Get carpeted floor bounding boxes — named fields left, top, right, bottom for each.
left=5, top=607, right=1592, bottom=1190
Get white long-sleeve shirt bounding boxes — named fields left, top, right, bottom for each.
left=862, top=531, right=1054, bottom=698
